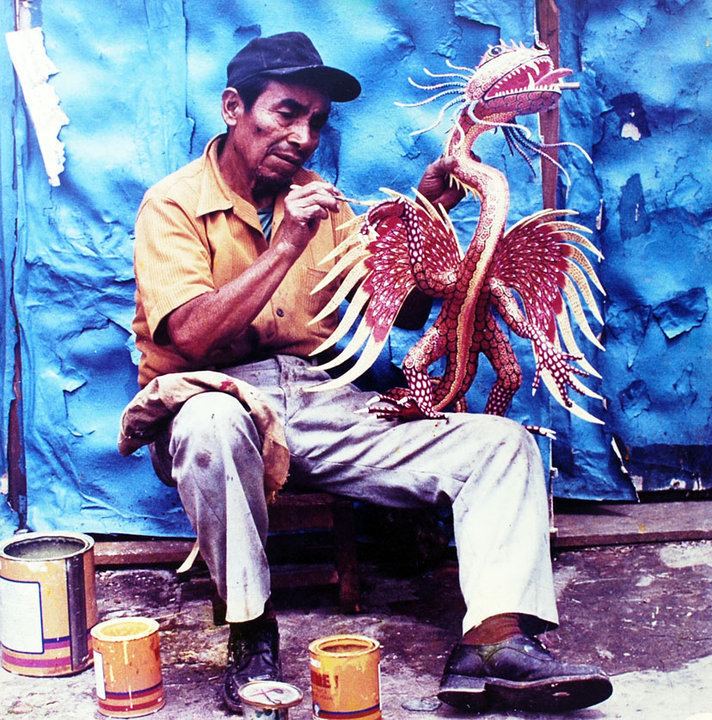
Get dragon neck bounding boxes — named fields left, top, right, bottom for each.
left=435, top=116, right=511, bottom=410
left=446, top=116, right=511, bottom=239
left=446, top=116, right=510, bottom=269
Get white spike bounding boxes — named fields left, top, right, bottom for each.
left=313, top=319, right=372, bottom=370
left=318, top=230, right=364, bottom=267
left=422, top=66, right=471, bottom=81
left=409, top=96, right=465, bottom=137
left=541, top=369, right=605, bottom=425
left=445, top=57, right=475, bottom=73
left=542, top=218, right=593, bottom=235
left=408, top=77, right=467, bottom=91
left=309, top=286, right=372, bottom=354
left=410, top=187, right=443, bottom=223
left=396, top=87, right=464, bottom=109
left=553, top=230, right=603, bottom=261
left=306, top=336, right=387, bottom=393
left=565, top=262, right=604, bottom=325
left=311, top=245, right=368, bottom=294
left=504, top=207, right=570, bottom=236
left=379, top=187, right=408, bottom=200
left=563, top=244, right=606, bottom=295
left=570, top=375, right=605, bottom=401
left=562, top=278, right=605, bottom=350
left=309, top=261, right=369, bottom=323
left=336, top=212, right=370, bottom=232
left=556, top=305, right=602, bottom=379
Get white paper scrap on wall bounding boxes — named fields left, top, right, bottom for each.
left=5, top=27, right=69, bottom=187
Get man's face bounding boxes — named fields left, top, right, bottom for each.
left=228, top=80, right=331, bottom=197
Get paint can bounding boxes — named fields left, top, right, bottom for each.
left=0, top=530, right=98, bottom=676
left=238, top=679, right=303, bottom=719
left=90, top=616, right=165, bottom=718
left=308, top=634, right=381, bottom=720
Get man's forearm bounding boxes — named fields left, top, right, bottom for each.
left=165, top=181, right=344, bottom=364
left=166, top=239, right=302, bottom=363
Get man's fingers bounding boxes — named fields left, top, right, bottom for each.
left=289, top=181, right=343, bottom=200
left=287, top=187, right=340, bottom=216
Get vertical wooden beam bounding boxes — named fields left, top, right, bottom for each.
left=536, top=0, right=561, bottom=210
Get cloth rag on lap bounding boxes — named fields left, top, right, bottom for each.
left=118, top=370, right=290, bottom=503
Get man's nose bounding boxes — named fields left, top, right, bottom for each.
left=288, top=120, right=316, bottom=147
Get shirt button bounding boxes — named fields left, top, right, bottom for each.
left=276, top=308, right=285, bottom=318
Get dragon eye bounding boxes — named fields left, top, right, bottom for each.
left=489, top=46, right=503, bottom=57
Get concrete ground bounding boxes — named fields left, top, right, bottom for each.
left=1, top=538, right=711, bottom=720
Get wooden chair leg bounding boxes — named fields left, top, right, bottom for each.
left=333, top=498, right=360, bottom=612
left=211, top=588, right=227, bottom=626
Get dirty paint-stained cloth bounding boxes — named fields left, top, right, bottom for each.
left=118, top=370, right=290, bottom=502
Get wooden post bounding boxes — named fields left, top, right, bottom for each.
left=536, top=0, right=561, bottom=210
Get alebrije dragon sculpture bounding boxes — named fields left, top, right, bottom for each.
left=307, top=39, right=606, bottom=425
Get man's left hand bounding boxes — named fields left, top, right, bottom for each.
left=416, top=156, right=466, bottom=211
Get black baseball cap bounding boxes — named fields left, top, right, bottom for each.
left=226, top=31, right=361, bottom=103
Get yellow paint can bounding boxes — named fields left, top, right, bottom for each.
left=308, top=634, right=381, bottom=720
left=90, top=616, right=165, bottom=717
left=0, top=531, right=98, bottom=676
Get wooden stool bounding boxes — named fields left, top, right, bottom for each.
left=211, top=491, right=360, bottom=623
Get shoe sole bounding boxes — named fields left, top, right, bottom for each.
left=437, top=674, right=487, bottom=711
left=486, top=673, right=613, bottom=712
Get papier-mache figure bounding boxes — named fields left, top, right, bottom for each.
left=308, top=39, right=606, bottom=428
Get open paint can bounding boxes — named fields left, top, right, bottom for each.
left=309, top=634, right=381, bottom=720
left=0, top=530, right=98, bottom=676
left=91, top=616, right=165, bottom=717
left=238, top=679, right=303, bottom=719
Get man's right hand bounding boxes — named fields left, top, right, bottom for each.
left=275, top=181, right=344, bottom=253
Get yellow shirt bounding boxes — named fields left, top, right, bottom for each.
left=132, top=135, right=354, bottom=387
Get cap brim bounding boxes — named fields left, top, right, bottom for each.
left=264, top=65, right=361, bottom=102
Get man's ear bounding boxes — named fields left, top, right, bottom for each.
left=222, top=87, right=244, bottom=127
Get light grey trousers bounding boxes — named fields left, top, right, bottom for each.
left=154, top=354, right=558, bottom=634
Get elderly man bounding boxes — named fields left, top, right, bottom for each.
left=131, top=31, right=612, bottom=714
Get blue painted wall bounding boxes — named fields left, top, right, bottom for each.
left=1, top=0, right=709, bottom=536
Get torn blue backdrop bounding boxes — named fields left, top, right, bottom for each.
left=0, top=0, right=710, bottom=536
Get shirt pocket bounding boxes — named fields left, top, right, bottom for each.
left=303, top=265, right=341, bottom=322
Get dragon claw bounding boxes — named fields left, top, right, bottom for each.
left=369, top=391, right=446, bottom=422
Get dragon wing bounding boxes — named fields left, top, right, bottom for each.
left=490, top=208, right=606, bottom=422
left=306, top=190, right=462, bottom=391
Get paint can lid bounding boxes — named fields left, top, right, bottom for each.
left=238, top=680, right=303, bottom=709
left=90, top=616, right=160, bottom=642
left=308, top=634, right=381, bottom=657
left=0, top=531, right=94, bottom=561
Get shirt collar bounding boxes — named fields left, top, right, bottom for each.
left=196, top=134, right=256, bottom=220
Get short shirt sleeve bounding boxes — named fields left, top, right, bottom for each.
left=134, top=194, right=215, bottom=342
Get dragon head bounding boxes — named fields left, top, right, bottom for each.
left=466, top=40, right=574, bottom=120
left=400, top=39, right=578, bottom=137
left=397, top=39, right=587, bottom=182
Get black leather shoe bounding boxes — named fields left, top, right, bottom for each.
left=438, top=634, right=612, bottom=713
left=223, top=618, right=282, bottom=713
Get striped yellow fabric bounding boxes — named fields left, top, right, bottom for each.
left=132, top=135, right=354, bottom=386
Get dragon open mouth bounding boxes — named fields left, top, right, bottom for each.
left=484, top=56, right=573, bottom=101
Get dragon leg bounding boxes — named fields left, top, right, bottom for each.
left=370, top=324, right=449, bottom=421
left=480, top=311, right=523, bottom=415
left=489, top=278, right=591, bottom=408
